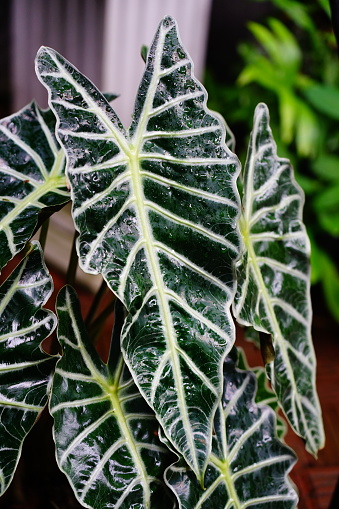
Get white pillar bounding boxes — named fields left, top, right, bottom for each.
left=102, top=0, right=213, bottom=128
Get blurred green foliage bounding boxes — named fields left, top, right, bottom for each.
left=206, top=0, right=339, bottom=321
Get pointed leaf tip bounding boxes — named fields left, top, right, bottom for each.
left=35, top=17, right=241, bottom=479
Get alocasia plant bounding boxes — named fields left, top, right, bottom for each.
left=0, top=15, right=324, bottom=508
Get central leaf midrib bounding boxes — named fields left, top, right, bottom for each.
left=108, top=357, right=151, bottom=506
left=209, top=453, right=242, bottom=509
left=246, top=228, right=300, bottom=401
left=0, top=175, right=67, bottom=233
left=211, top=400, right=242, bottom=509
left=242, top=212, right=312, bottom=446
left=126, top=20, right=201, bottom=477
left=65, top=291, right=151, bottom=506
left=242, top=123, right=307, bottom=434
left=129, top=148, right=199, bottom=475
left=0, top=259, right=27, bottom=315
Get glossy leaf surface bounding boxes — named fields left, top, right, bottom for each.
left=36, top=16, right=240, bottom=478
left=0, top=102, right=69, bottom=270
left=52, top=286, right=175, bottom=509
left=237, top=347, right=286, bottom=438
left=0, top=241, right=56, bottom=495
left=165, top=348, right=297, bottom=508
left=233, top=103, right=324, bottom=455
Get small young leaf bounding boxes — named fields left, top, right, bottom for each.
left=36, top=16, right=241, bottom=479
left=233, top=103, right=325, bottom=456
left=0, top=241, right=57, bottom=495
left=0, top=102, right=69, bottom=270
left=52, top=286, right=175, bottom=509
left=102, top=92, right=119, bottom=102
left=165, top=348, right=297, bottom=508
left=141, top=44, right=149, bottom=63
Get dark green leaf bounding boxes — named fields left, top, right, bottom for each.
left=237, top=347, right=287, bottom=438
left=165, top=348, right=297, bottom=508
left=310, top=242, right=339, bottom=322
left=233, top=103, right=324, bottom=456
left=52, top=286, right=175, bottom=509
left=0, top=102, right=69, bottom=270
left=0, top=241, right=57, bottom=495
left=141, top=45, right=149, bottom=63
left=36, top=16, right=241, bottom=479
left=103, top=92, right=119, bottom=102
left=313, top=184, right=339, bottom=235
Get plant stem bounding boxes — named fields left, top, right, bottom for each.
left=107, top=298, right=125, bottom=372
left=66, top=230, right=79, bottom=287
left=89, top=298, right=116, bottom=342
left=85, top=279, right=107, bottom=326
left=39, top=218, right=50, bottom=251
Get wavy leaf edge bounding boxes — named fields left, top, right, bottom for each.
left=233, top=102, right=324, bottom=455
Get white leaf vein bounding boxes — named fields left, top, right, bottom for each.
left=149, top=91, right=204, bottom=118
left=141, top=170, right=238, bottom=207
left=158, top=59, right=191, bottom=78
left=146, top=200, right=238, bottom=253
left=58, top=408, right=114, bottom=465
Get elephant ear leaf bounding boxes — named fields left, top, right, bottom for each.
left=165, top=347, right=298, bottom=508
left=36, top=16, right=241, bottom=480
left=0, top=102, right=69, bottom=271
left=52, top=286, right=175, bottom=509
left=0, top=241, right=57, bottom=495
left=233, top=103, right=324, bottom=455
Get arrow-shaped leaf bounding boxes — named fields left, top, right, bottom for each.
left=52, top=285, right=175, bottom=509
left=36, top=16, right=241, bottom=479
left=0, top=102, right=69, bottom=270
left=165, top=348, right=298, bottom=508
left=233, top=103, right=324, bottom=455
left=0, top=241, right=57, bottom=495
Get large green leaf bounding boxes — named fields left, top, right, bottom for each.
left=36, top=16, right=240, bottom=479
left=233, top=103, right=324, bottom=455
left=52, top=285, right=175, bottom=509
left=0, top=241, right=56, bottom=495
left=165, top=348, right=298, bottom=508
left=0, top=102, right=69, bottom=270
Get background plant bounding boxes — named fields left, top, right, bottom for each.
left=205, top=0, right=339, bottom=322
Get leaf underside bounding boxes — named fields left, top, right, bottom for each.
left=52, top=286, right=175, bottom=509
left=0, top=102, right=69, bottom=271
left=0, top=241, right=56, bottom=495
left=165, top=348, right=298, bottom=509
left=36, top=16, right=241, bottom=478
left=233, top=103, right=324, bottom=455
